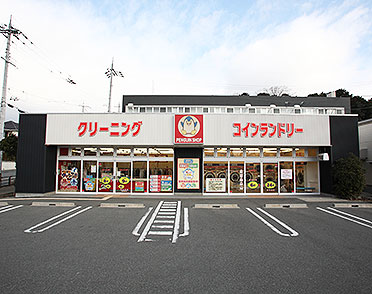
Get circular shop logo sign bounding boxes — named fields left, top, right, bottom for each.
left=178, top=115, right=200, bottom=137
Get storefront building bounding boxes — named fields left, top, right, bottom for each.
left=16, top=95, right=359, bottom=196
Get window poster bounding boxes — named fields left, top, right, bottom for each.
left=177, top=158, right=199, bottom=189
left=206, top=178, right=226, bottom=192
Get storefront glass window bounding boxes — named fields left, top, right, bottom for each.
left=84, top=148, right=97, bottom=156
left=134, top=148, right=147, bottom=157
left=98, top=162, right=114, bottom=192
left=308, top=148, right=318, bottom=157
left=133, top=161, right=147, bottom=193
left=280, top=162, right=294, bottom=193
left=216, top=148, right=228, bottom=157
left=116, top=162, right=131, bottom=193
left=204, top=161, right=228, bottom=193
left=230, top=162, right=244, bottom=193
left=204, top=148, right=214, bottom=157
left=59, top=148, right=68, bottom=156
left=246, top=163, right=261, bottom=193
left=149, top=148, right=174, bottom=157
left=100, top=147, right=114, bottom=156
left=246, top=148, right=260, bottom=157
left=263, top=163, right=278, bottom=193
left=280, top=148, right=293, bottom=157
left=263, top=148, right=277, bottom=157
left=83, top=161, right=97, bottom=192
left=117, top=148, right=131, bottom=156
left=149, top=161, right=173, bottom=193
left=230, top=148, right=244, bottom=157
left=295, top=148, right=305, bottom=157
left=71, top=148, right=81, bottom=156
left=58, top=160, right=81, bottom=192
left=295, top=162, right=319, bottom=193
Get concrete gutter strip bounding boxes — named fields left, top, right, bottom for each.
left=100, top=203, right=145, bottom=208
left=264, top=203, right=308, bottom=209
left=31, top=202, right=75, bottom=207
left=194, top=204, right=239, bottom=209
left=0, top=202, right=8, bottom=206
left=333, top=203, right=372, bottom=208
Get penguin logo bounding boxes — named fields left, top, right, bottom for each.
left=178, top=115, right=200, bottom=137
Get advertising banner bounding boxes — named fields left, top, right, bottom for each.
left=177, top=158, right=199, bottom=189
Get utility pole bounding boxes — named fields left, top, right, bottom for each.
left=0, top=16, right=22, bottom=175
left=105, top=58, right=124, bottom=113
left=107, top=58, right=114, bottom=113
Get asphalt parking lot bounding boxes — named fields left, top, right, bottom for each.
left=1, top=197, right=372, bottom=293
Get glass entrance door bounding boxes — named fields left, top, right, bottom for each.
left=263, top=163, right=278, bottom=193
left=98, top=162, right=114, bottom=192
left=246, top=163, right=261, bottom=193
left=116, top=162, right=131, bottom=193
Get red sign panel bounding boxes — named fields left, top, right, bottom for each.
left=175, top=115, right=203, bottom=144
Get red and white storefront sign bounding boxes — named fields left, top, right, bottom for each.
left=174, top=115, right=203, bottom=144
left=46, top=113, right=330, bottom=146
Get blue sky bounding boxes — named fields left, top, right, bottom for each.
left=1, top=0, right=372, bottom=121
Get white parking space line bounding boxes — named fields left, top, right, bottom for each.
left=317, top=207, right=372, bottom=229
left=0, top=205, right=23, bottom=214
left=24, top=206, right=92, bottom=233
left=0, top=205, right=13, bottom=211
left=179, top=208, right=189, bottom=237
left=246, top=208, right=299, bottom=237
left=327, top=207, right=372, bottom=225
left=132, top=207, right=153, bottom=236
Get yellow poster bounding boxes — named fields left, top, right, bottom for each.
left=177, top=158, right=199, bottom=189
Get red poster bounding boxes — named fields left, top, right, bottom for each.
left=174, top=115, right=203, bottom=144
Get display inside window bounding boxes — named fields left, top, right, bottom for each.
left=263, top=163, right=278, bottom=193
left=71, top=148, right=81, bottom=156
left=133, top=161, right=147, bottom=192
left=98, top=162, right=114, bottom=192
left=84, top=148, right=97, bottom=156
left=117, top=148, right=131, bottom=156
left=149, top=161, right=173, bottom=193
left=280, top=148, right=293, bottom=157
left=263, top=148, right=277, bottom=157
left=59, top=148, right=68, bottom=156
left=204, top=161, right=228, bottom=193
left=216, top=148, right=227, bottom=157
left=230, top=162, right=244, bottom=193
left=230, top=148, right=244, bottom=157
left=58, top=160, right=81, bottom=192
left=246, top=163, right=261, bottom=193
left=133, top=148, right=147, bottom=157
left=100, top=147, right=114, bottom=156
left=295, top=162, right=319, bottom=193
left=246, top=148, right=260, bottom=157
left=295, top=148, right=305, bottom=157
left=280, top=162, right=294, bottom=193
left=203, top=148, right=214, bottom=157
left=149, top=148, right=174, bottom=157
left=308, top=148, right=318, bottom=157
left=83, top=161, right=97, bottom=192
left=116, top=162, right=131, bottom=193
